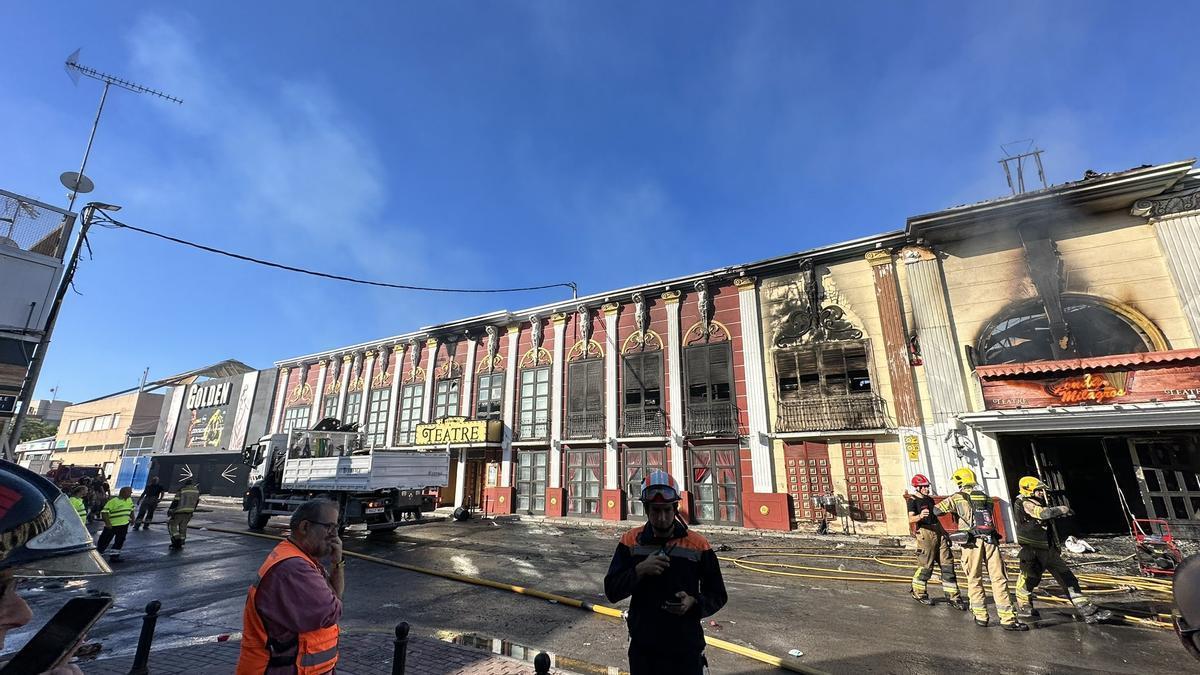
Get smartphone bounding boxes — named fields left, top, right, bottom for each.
left=0, top=594, right=113, bottom=674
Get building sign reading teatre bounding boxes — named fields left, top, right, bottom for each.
left=414, top=417, right=502, bottom=446
left=186, top=382, right=232, bottom=410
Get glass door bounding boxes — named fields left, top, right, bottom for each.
left=624, top=446, right=666, bottom=517
left=565, top=448, right=602, bottom=516
left=515, top=450, right=547, bottom=515
left=689, top=446, right=740, bottom=525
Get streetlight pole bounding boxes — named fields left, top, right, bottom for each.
left=2, top=202, right=120, bottom=460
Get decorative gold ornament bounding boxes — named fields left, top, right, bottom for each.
left=566, top=339, right=604, bottom=361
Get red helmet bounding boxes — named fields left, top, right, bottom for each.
left=640, top=470, right=681, bottom=504
left=911, top=474, right=931, bottom=488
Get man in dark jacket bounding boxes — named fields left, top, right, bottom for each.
left=133, top=476, right=166, bottom=530
left=604, top=470, right=727, bottom=675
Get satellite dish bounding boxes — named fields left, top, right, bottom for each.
left=60, top=171, right=94, bottom=194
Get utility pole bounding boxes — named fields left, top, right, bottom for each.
left=3, top=204, right=121, bottom=459
left=0, top=52, right=182, bottom=460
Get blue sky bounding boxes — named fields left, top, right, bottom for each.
left=3, top=2, right=1198, bottom=403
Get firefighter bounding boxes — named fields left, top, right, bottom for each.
left=908, top=474, right=967, bottom=610
left=167, top=479, right=202, bottom=550
left=935, top=467, right=1027, bottom=631
left=1013, top=476, right=1112, bottom=624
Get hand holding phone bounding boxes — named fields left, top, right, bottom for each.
left=0, top=595, right=113, bottom=674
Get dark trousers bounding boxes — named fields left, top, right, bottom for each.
left=97, top=524, right=129, bottom=554
left=1018, top=545, right=1081, bottom=596
left=628, top=640, right=704, bottom=675
left=134, top=500, right=160, bottom=527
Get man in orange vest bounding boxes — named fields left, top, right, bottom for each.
left=237, top=499, right=344, bottom=674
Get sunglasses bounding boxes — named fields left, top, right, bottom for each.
left=642, top=486, right=679, bottom=503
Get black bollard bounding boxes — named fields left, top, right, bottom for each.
left=391, top=622, right=409, bottom=675
left=534, top=651, right=551, bottom=674
left=127, top=600, right=161, bottom=675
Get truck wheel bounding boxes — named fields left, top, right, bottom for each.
left=247, top=496, right=270, bottom=530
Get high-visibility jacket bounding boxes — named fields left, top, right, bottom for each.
left=236, top=540, right=339, bottom=675
left=170, top=485, right=201, bottom=515
left=101, top=497, right=135, bottom=527
left=69, top=496, right=87, bottom=521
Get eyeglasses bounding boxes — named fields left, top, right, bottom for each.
left=305, top=520, right=339, bottom=532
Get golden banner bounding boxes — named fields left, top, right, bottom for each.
left=414, top=417, right=503, bottom=446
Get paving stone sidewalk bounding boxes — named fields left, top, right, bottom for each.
left=81, top=632, right=575, bottom=674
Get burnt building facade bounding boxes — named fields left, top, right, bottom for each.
left=269, top=158, right=1200, bottom=539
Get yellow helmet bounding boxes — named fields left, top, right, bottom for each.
left=951, top=467, right=977, bottom=489
left=1019, top=476, right=1045, bottom=497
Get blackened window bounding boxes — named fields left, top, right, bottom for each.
left=475, top=373, right=504, bottom=420
left=977, top=295, right=1153, bottom=365
left=776, top=341, right=872, bottom=399
left=567, top=359, right=604, bottom=415
left=685, top=343, right=732, bottom=404
left=623, top=352, right=662, bottom=410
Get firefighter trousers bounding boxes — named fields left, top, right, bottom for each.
left=912, top=528, right=960, bottom=598
left=167, top=512, right=193, bottom=542
left=1015, top=544, right=1102, bottom=618
left=961, top=540, right=1016, bottom=624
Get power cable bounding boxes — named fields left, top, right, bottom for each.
left=94, top=214, right=578, bottom=296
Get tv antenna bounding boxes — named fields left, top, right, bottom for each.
left=998, top=139, right=1047, bottom=196
left=61, top=49, right=182, bottom=213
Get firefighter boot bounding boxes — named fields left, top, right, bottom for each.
left=911, top=590, right=933, bottom=606
left=972, top=606, right=989, bottom=627
left=1070, top=591, right=1112, bottom=625
left=947, top=595, right=969, bottom=611
left=1001, top=620, right=1030, bottom=632
left=169, top=537, right=182, bottom=550
left=1015, top=597, right=1040, bottom=620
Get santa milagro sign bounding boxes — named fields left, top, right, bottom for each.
left=976, top=351, right=1200, bottom=411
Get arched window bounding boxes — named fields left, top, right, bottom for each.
left=976, top=294, right=1163, bottom=365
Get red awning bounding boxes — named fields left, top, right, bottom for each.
left=975, top=348, right=1200, bottom=378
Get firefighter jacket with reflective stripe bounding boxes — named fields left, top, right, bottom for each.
left=1014, top=495, right=1067, bottom=550
left=170, top=486, right=200, bottom=515
left=604, top=520, right=728, bottom=653
left=236, top=540, right=339, bottom=675
left=69, top=496, right=87, bottom=521
left=935, top=489, right=997, bottom=543
left=101, top=497, right=135, bottom=527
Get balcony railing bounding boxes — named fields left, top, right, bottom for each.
left=516, top=413, right=550, bottom=441
left=684, top=401, right=738, bottom=436
left=565, top=410, right=605, bottom=439
left=776, top=394, right=888, bottom=433
left=622, top=408, right=666, bottom=437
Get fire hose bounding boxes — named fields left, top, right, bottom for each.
left=719, top=549, right=1174, bottom=630
left=199, top=525, right=823, bottom=674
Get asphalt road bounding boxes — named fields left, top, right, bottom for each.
left=6, top=503, right=1187, bottom=674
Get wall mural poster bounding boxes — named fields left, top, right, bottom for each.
left=186, top=408, right=226, bottom=448
left=228, top=371, right=259, bottom=453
